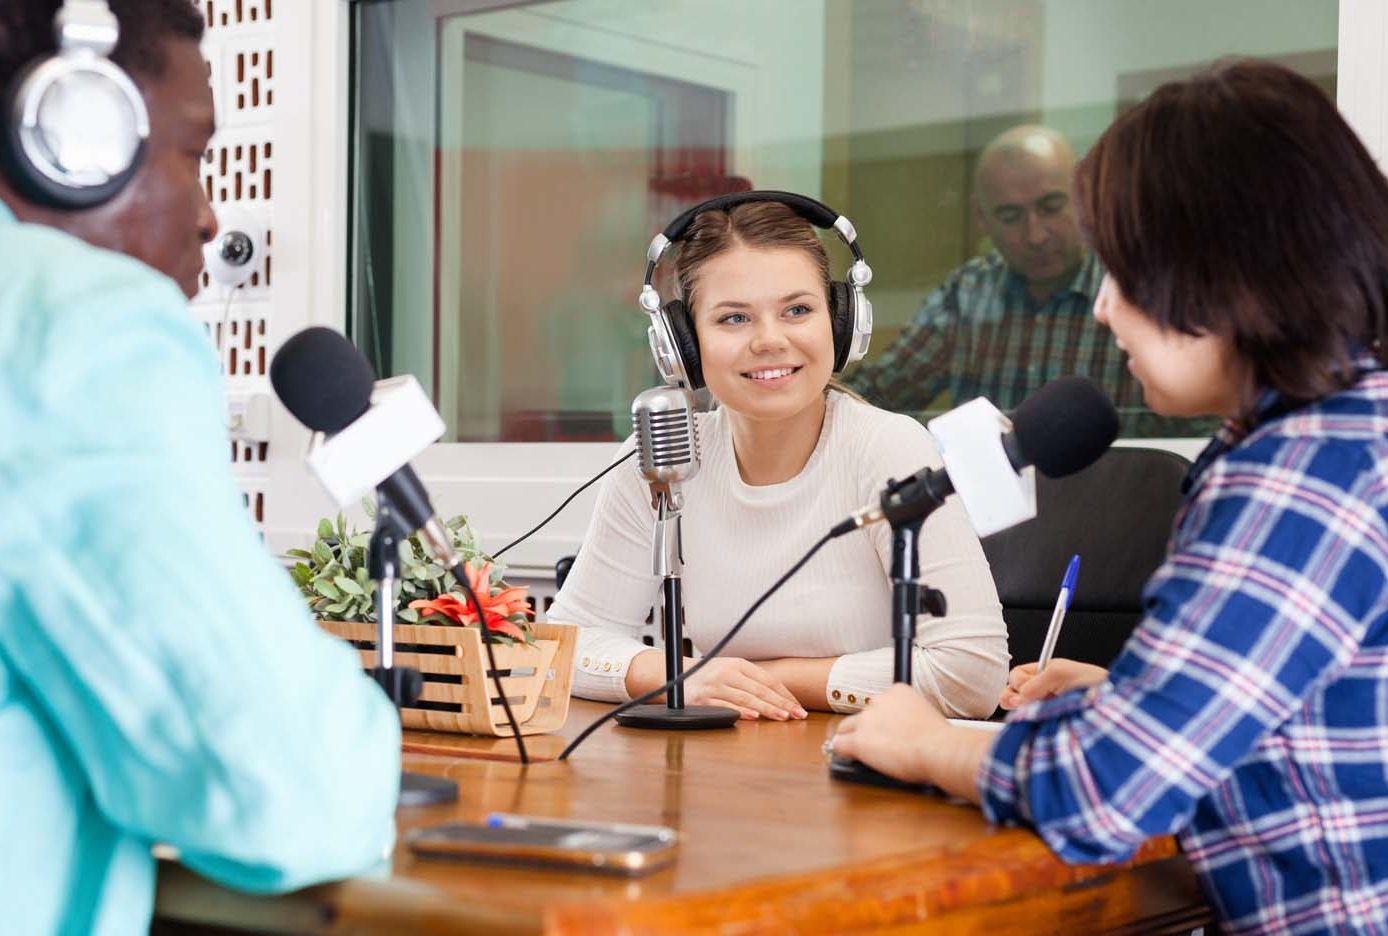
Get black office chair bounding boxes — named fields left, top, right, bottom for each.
left=555, top=554, right=576, bottom=591
left=981, top=446, right=1192, bottom=669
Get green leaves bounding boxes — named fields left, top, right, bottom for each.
left=334, top=575, right=364, bottom=596
left=287, top=503, right=503, bottom=625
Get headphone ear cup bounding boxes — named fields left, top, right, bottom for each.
left=1, top=58, right=147, bottom=211
left=664, top=299, right=705, bottom=390
left=827, top=280, right=855, bottom=372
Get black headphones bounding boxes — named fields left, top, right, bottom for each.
left=638, top=190, right=874, bottom=390
left=2, top=0, right=150, bottom=209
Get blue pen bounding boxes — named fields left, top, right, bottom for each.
left=1036, top=554, right=1080, bottom=674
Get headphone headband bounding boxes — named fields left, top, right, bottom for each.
left=644, top=190, right=865, bottom=294
left=662, top=190, right=838, bottom=241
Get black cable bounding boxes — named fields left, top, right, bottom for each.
left=446, top=447, right=634, bottom=762
left=492, top=450, right=637, bottom=560
left=451, top=564, right=529, bottom=765
left=558, top=531, right=835, bottom=761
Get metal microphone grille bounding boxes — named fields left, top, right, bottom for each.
left=632, top=386, right=701, bottom=484
left=642, top=409, right=694, bottom=467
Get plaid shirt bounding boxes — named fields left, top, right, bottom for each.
left=844, top=251, right=1209, bottom=436
left=980, top=362, right=1388, bottom=934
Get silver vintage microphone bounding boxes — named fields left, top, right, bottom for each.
left=632, top=384, right=699, bottom=572
left=613, top=387, right=737, bottom=730
left=632, top=385, right=699, bottom=494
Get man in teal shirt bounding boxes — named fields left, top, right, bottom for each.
left=0, top=3, right=401, bottom=933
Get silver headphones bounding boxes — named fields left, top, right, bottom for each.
left=2, top=0, right=150, bottom=209
left=639, top=191, right=874, bottom=390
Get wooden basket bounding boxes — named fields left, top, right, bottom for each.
left=320, top=619, right=577, bottom=736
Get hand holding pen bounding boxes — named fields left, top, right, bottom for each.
left=999, top=555, right=1107, bottom=709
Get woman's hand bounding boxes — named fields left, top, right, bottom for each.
left=830, top=684, right=946, bottom=783
left=683, top=657, right=808, bottom=721
left=998, top=659, right=1108, bottom=710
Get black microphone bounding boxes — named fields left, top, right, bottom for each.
left=826, top=377, right=1117, bottom=796
left=831, top=376, right=1119, bottom=537
left=269, top=327, right=452, bottom=560
left=268, top=326, right=374, bottom=431
left=1004, top=374, right=1122, bottom=478
left=270, top=327, right=530, bottom=766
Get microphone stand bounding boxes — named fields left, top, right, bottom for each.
left=614, top=488, right=738, bottom=730
left=830, top=480, right=947, bottom=792
left=368, top=495, right=459, bottom=806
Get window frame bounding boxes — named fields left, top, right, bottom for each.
left=265, top=0, right=1380, bottom=577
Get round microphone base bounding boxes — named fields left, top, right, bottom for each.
left=399, top=770, right=459, bottom=807
left=828, top=755, right=944, bottom=795
left=614, top=704, right=739, bottom=730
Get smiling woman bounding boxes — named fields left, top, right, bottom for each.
left=547, top=198, right=1010, bottom=721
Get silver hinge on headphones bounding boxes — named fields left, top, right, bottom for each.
left=646, top=233, right=671, bottom=265
left=55, top=1, right=119, bottom=58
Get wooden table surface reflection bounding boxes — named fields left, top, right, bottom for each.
left=153, top=701, right=1214, bottom=934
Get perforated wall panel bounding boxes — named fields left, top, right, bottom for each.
left=194, top=0, right=277, bottom=518
left=201, top=0, right=275, bottom=30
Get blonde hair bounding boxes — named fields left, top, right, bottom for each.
left=672, top=201, right=831, bottom=315
left=826, top=378, right=867, bottom=403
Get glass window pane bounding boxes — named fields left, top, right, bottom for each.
left=352, top=0, right=1339, bottom=441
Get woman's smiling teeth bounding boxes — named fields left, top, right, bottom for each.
left=744, top=365, right=801, bottom=381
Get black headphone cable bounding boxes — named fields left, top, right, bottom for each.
left=558, top=531, right=835, bottom=760
left=491, top=450, right=636, bottom=560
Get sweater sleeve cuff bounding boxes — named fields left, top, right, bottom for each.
left=825, top=649, right=894, bottom=713
left=571, top=637, right=648, bottom=704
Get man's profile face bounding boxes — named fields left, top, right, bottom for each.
left=975, top=148, right=1083, bottom=290
left=64, top=37, right=217, bottom=298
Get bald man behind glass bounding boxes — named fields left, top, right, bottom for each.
left=846, top=125, right=1173, bottom=434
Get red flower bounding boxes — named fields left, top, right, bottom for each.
left=408, top=561, right=531, bottom=642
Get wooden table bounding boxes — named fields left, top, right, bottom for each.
left=153, top=701, right=1214, bottom=934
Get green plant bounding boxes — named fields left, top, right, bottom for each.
left=287, top=498, right=499, bottom=625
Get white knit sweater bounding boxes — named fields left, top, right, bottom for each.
left=548, top=392, right=1010, bottom=717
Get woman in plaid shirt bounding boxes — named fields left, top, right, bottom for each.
left=833, top=59, right=1388, bottom=934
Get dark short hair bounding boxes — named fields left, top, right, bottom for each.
left=0, top=0, right=205, bottom=90
left=1075, top=59, right=1388, bottom=412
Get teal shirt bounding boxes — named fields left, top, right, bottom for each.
left=0, top=204, right=401, bottom=935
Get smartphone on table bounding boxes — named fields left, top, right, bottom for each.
left=405, top=813, right=678, bottom=876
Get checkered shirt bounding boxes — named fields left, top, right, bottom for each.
left=980, top=363, right=1388, bottom=934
